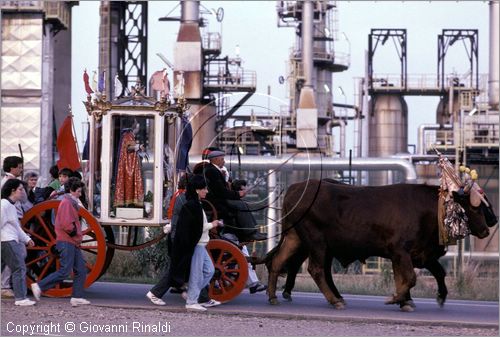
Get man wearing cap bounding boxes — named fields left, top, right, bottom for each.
left=202, top=148, right=266, bottom=242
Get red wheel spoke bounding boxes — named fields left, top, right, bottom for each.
left=221, top=275, right=236, bottom=286
left=35, top=214, right=55, bottom=241
left=26, top=253, right=50, bottom=267
left=215, top=251, right=223, bottom=265
left=38, top=256, right=55, bottom=280
left=81, top=248, right=97, bottom=255
left=224, top=268, right=241, bottom=273
left=221, top=257, right=236, bottom=267
left=22, top=228, right=50, bottom=245
left=27, top=246, right=50, bottom=251
left=219, top=283, right=228, bottom=294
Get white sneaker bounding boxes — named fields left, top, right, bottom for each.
left=185, top=303, right=207, bottom=312
left=146, top=291, right=166, bottom=306
left=14, top=298, right=36, bottom=306
left=200, top=299, right=221, bottom=308
left=31, top=283, right=41, bottom=301
left=70, top=298, right=91, bottom=307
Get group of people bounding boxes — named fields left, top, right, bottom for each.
left=1, top=156, right=90, bottom=306
left=146, top=147, right=267, bottom=311
left=1, top=146, right=267, bottom=311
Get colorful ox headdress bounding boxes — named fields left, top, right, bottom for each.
left=436, top=149, right=488, bottom=208
left=435, top=149, right=490, bottom=244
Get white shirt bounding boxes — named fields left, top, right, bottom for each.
left=1, top=199, right=31, bottom=243
left=1, top=174, right=26, bottom=219
left=197, top=209, right=213, bottom=246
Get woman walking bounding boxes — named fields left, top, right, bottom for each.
left=1, top=179, right=35, bottom=306
left=31, top=177, right=90, bottom=307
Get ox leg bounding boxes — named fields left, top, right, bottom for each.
left=323, top=253, right=344, bottom=304
left=307, top=254, right=344, bottom=309
left=267, top=231, right=301, bottom=305
left=425, top=259, right=447, bottom=307
left=386, top=252, right=416, bottom=310
left=282, top=246, right=308, bottom=301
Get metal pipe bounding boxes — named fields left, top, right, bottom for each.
left=267, top=169, right=277, bottom=252
left=417, top=123, right=452, bottom=155
left=489, top=0, right=499, bottom=109
left=191, top=154, right=418, bottom=183
left=302, top=0, right=314, bottom=87
left=339, top=120, right=346, bottom=157
left=181, top=0, right=199, bottom=23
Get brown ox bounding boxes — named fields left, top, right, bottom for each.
left=266, top=179, right=496, bottom=311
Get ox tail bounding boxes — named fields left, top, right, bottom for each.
left=248, top=236, right=285, bottom=267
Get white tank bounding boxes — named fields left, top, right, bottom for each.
left=368, top=94, right=408, bottom=185
left=435, top=95, right=460, bottom=125
left=188, top=103, right=217, bottom=155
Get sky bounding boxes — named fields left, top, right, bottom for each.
left=70, top=1, right=491, bottom=152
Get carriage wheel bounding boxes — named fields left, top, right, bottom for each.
left=21, top=200, right=107, bottom=297
left=100, top=226, right=115, bottom=278
left=207, top=239, right=249, bottom=303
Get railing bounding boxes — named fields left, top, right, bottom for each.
left=204, top=70, right=256, bottom=90
left=370, top=73, right=490, bottom=92
left=202, top=32, right=221, bottom=53
left=423, top=113, right=499, bottom=152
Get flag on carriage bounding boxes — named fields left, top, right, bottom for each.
left=56, top=115, right=81, bottom=171
left=83, top=69, right=94, bottom=95
left=98, top=71, right=105, bottom=93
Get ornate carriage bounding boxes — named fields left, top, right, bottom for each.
left=21, top=88, right=250, bottom=303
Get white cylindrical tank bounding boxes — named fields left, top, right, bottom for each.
left=368, top=94, right=408, bottom=185
left=188, top=103, right=217, bottom=155
left=435, top=95, right=460, bottom=125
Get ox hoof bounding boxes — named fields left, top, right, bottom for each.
left=436, top=296, right=445, bottom=307
left=384, top=295, right=398, bottom=305
left=268, top=297, right=279, bottom=305
left=400, top=304, right=414, bottom=312
left=282, top=291, right=292, bottom=301
left=333, top=301, right=345, bottom=310
left=405, top=300, right=416, bottom=308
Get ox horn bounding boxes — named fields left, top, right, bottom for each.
left=470, top=182, right=489, bottom=208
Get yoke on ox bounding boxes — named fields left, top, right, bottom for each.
left=266, top=156, right=497, bottom=311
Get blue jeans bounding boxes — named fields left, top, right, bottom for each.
left=186, top=245, right=214, bottom=305
left=1, top=241, right=28, bottom=300
left=37, top=241, right=87, bottom=298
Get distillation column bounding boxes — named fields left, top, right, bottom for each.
left=173, top=0, right=216, bottom=155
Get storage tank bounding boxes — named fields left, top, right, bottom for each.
left=435, top=95, right=460, bottom=125
left=368, top=94, right=408, bottom=185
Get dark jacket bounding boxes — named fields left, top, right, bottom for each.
left=168, top=199, right=204, bottom=288
left=203, top=163, right=240, bottom=219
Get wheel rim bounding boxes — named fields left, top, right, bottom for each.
left=21, top=200, right=106, bottom=297
left=207, top=239, right=248, bottom=303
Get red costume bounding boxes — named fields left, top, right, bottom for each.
left=114, top=130, right=144, bottom=207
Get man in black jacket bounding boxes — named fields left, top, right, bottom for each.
left=202, top=149, right=266, bottom=242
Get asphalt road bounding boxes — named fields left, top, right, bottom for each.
left=62, top=281, right=499, bottom=328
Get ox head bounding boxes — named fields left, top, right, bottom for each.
left=437, top=151, right=497, bottom=239
left=451, top=188, right=495, bottom=239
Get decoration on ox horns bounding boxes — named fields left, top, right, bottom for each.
left=435, top=149, right=488, bottom=208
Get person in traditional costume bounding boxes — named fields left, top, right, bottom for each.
left=113, top=117, right=145, bottom=208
